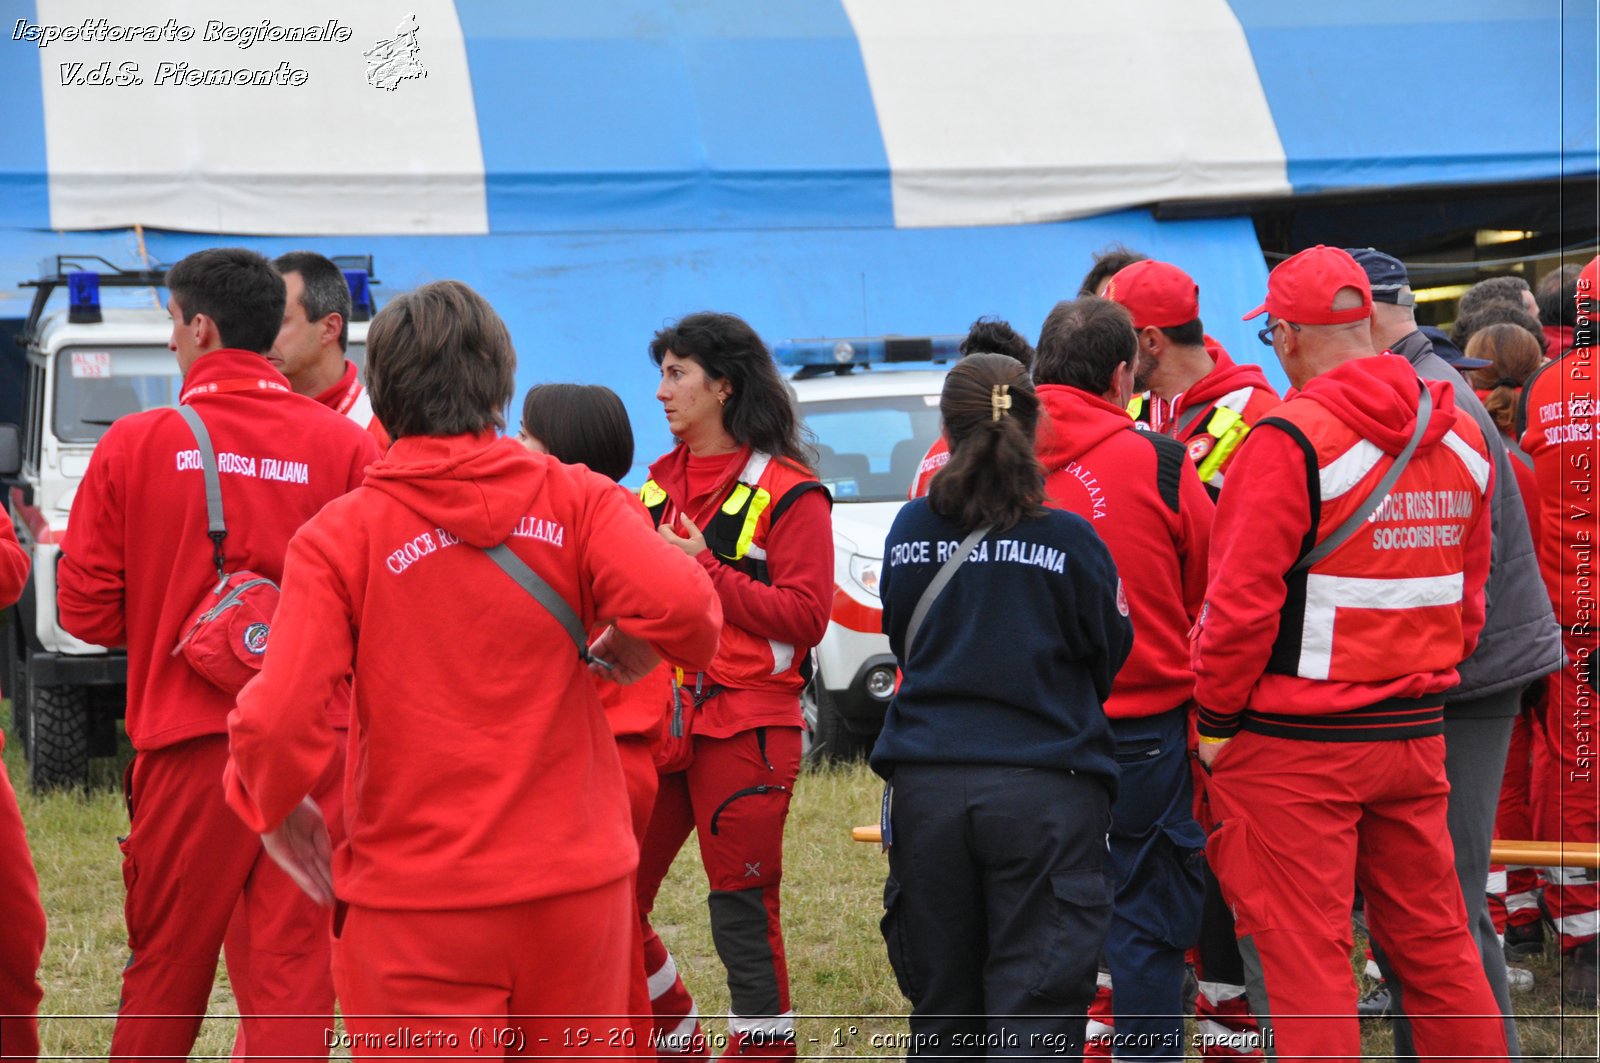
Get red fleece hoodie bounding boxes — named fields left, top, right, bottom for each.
left=226, top=433, right=721, bottom=910
left=1195, top=355, right=1492, bottom=723
left=1034, top=385, right=1214, bottom=718
left=58, top=350, right=379, bottom=750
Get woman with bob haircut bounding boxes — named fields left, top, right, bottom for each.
left=635, top=311, right=833, bottom=1059
left=871, top=352, right=1131, bottom=1056
left=518, top=381, right=665, bottom=1050
left=224, top=281, right=722, bottom=1055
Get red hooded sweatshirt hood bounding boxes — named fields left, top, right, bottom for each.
left=363, top=431, right=541, bottom=547
left=1033, top=383, right=1216, bottom=720
left=1181, top=339, right=1276, bottom=412
left=1295, top=353, right=1460, bottom=457
left=1034, top=384, right=1136, bottom=469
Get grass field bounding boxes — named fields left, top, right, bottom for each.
left=5, top=706, right=1596, bottom=1060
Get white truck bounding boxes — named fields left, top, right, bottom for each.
left=0, top=255, right=374, bottom=788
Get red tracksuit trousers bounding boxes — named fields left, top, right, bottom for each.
left=330, top=877, right=633, bottom=1059
left=636, top=728, right=800, bottom=1061
left=1205, top=731, right=1508, bottom=1063
left=110, top=735, right=335, bottom=1063
left=0, top=731, right=45, bottom=1062
left=1536, top=661, right=1599, bottom=951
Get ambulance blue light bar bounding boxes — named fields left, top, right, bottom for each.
left=67, top=270, right=102, bottom=324
left=774, top=334, right=964, bottom=368
left=343, top=269, right=373, bottom=322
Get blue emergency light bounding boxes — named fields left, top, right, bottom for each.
left=344, top=269, right=373, bottom=322
left=67, top=270, right=102, bottom=324
left=774, top=334, right=964, bottom=369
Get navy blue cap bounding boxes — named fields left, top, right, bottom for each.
left=1420, top=326, right=1492, bottom=370
left=1345, top=247, right=1414, bottom=306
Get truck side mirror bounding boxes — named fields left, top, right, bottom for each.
left=0, top=424, right=20, bottom=477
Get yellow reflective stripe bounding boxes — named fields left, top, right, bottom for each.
left=640, top=479, right=667, bottom=507
left=722, top=483, right=753, bottom=516
left=1196, top=409, right=1250, bottom=483
left=731, top=488, right=772, bottom=560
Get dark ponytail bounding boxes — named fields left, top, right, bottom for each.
left=928, top=352, right=1045, bottom=533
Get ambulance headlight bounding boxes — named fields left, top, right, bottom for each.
left=849, top=554, right=881, bottom=599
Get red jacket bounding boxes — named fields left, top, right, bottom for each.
left=0, top=518, right=26, bottom=609
left=314, top=359, right=392, bottom=453
left=908, top=436, right=948, bottom=499
left=1166, top=340, right=1281, bottom=492
left=1195, top=356, right=1493, bottom=734
left=58, top=349, right=379, bottom=750
left=226, top=433, right=721, bottom=910
left=1545, top=324, right=1575, bottom=361
left=1520, top=345, right=1600, bottom=661
left=644, top=444, right=832, bottom=737
left=1035, top=385, right=1214, bottom=718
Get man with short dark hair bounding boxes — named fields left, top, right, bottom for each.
left=1104, top=260, right=1279, bottom=494
left=1033, top=296, right=1214, bottom=1063
left=271, top=251, right=390, bottom=451
left=1196, top=246, right=1508, bottom=1061
left=1348, top=247, right=1562, bottom=1054
left=57, top=247, right=380, bottom=1061
left=1536, top=264, right=1580, bottom=358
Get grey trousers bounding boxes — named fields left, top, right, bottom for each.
left=1371, top=693, right=1523, bottom=1061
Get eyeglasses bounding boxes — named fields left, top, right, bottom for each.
left=1257, top=319, right=1302, bottom=346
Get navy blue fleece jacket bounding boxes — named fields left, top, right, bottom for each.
left=869, top=500, right=1131, bottom=790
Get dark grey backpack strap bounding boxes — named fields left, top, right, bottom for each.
left=484, top=542, right=589, bottom=660
left=1293, top=386, right=1432, bottom=572
left=176, top=404, right=229, bottom=580
left=904, top=524, right=991, bottom=657
left=1172, top=399, right=1212, bottom=438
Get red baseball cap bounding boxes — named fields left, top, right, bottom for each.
left=1242, top=245, right=1372, bottom=325
left=1103, top=260, right=1200, bottom=330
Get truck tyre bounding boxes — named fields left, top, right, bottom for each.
left=27, top=683, right=89, bottom=790
left=802, top=675, right=871, bottom=764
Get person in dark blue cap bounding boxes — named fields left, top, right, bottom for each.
left=1346, top=247, right=1564, bottom=1061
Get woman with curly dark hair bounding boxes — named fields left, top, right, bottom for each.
left=635, top=312, right=833, bottom=1059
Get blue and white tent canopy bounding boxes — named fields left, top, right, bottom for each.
left=2, top=0, right=1593, bottom=236
left=1, top=0, right=1594, bottom=458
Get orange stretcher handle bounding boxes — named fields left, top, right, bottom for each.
left=854, top=827, right=1599, bottom=869
left=1490, top=840, right=1600, bottom=869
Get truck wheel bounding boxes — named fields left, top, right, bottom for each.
left=802, top=675, right=870, bottom=764
left=27, top=683, right=90, bottom=791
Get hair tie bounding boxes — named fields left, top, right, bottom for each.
left=1494, top=377, right=1521, bottom=390
left=991, top=384, right=1012, bottom=421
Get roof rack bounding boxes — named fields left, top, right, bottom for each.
left=17, top=256, right=170, bottom=347
left=16, top=254, right=384, bottom=343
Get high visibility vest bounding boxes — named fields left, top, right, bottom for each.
left=1260, top=398, right=1492, bottom=684
left=1172, top=387, right=1256, bottom=491
left=641, top=451, right=827, bottom=689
